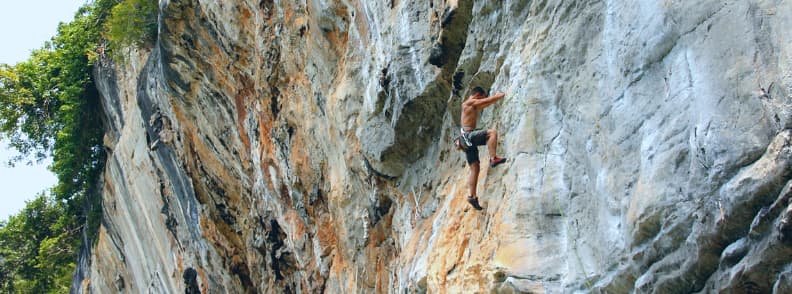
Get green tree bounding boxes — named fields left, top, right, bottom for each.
left=0, top=50, right=62, bottom=165
left=0, top=195, right=78, bottom=293
left=0, top=0, right=158, bottom=291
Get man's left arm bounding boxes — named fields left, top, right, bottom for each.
left=478, top=92, right=505, bottom=108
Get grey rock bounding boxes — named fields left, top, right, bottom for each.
left=74, top=0, right=792, bottom=293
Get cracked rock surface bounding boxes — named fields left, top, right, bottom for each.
left=75, top=0, right=792, bottom=293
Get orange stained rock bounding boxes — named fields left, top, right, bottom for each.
left=197, top=267, right=209, bottom=293
left=417, top=176, right=507, bottom=292
left=176, top=253, right=184, bottom=274
left=323, top=20, right=349, bottom=56
left=288, top=130, right=311, bottom=181
left=284, top=209, right=307, bottom=239
left=232, top=73, right=255, bottom=151
left=316, top=217, right=337, bottom=257
left=173, top=107, right=233, bottom=184
left=199, top=214, right=224, bottom=249
left=256, top=114, right=277, bottom=190
left=283, top=5, right=295, bottom=23
left=90, top=226, right=126, bottom=290
left=80, top=278, right=90, bottom=293
left=347, top=1, right=369, bottom=46
left=328, top=249, right=357, bottom=291
left=239, top=4, right=253, bottom=21
left=493, top=239, right=543, bottom=274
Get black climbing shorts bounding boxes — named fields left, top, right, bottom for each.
left=463, top=130, right=488, bottom=164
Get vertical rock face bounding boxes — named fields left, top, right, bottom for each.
left=78, top=0, right=792, bottom=293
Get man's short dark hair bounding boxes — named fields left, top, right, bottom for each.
left=471, top=86, right=487, bottom=97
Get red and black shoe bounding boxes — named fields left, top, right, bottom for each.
left=467, top=196, right=484, bottom=210
left=490, top=157, right=507, bottom=167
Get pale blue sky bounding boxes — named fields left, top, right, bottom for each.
left=0, top=0, right=87, bottom=221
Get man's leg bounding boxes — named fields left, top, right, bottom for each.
left=466, top=161, right=483, bottom=210
left=487, top=128, right=498, bottom=158
left=487, top=129, right=507, bottom=167
left=468, top=161, right=480, bottom=197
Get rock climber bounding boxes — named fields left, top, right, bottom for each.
left=454, top=86, right=507, bottom=210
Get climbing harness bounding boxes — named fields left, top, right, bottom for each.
left=461, top=128, right=474, bottom=146
left=454, top=127, right=474, bottom=151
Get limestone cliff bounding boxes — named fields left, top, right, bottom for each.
left=75, top=0, right=792, bottom=293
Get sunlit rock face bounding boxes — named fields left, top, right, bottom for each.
left=75, top=0, right=792, bottom=292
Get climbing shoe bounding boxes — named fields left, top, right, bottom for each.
left=467, top=196, right=483, bottom=210
left=490, top=157, right=507, bottom=167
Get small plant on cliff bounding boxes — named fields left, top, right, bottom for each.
left=103, top=0, right=159, bottom=56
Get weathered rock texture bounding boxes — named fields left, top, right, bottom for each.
left=75, top=0, right=792, bottom=293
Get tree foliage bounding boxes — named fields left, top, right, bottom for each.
left=0, top=0, right=158, bottom=292
left=104, top=0, right=159, bottom=56
left=0, top=195, right=78, bottom=293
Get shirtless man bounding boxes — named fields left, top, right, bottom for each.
left=456, top=86, right=507, bottom=210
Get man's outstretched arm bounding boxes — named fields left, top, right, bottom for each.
left=471, top=92, right=505, bottom=108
